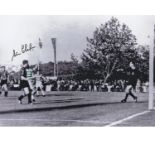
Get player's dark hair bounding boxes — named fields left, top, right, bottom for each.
left=22, top=60, right=29, bottom=65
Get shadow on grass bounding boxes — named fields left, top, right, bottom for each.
left=0, top=100, right=146, bottom=115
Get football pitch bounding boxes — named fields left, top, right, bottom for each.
left=0, top=91, right=150, bottom=126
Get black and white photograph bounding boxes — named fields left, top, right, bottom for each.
left=0, top=15, right=154, bottom=126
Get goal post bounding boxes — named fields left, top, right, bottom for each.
left=148, top=24, right=155, bottom=110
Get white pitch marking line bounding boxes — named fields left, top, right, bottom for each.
left=0, top=118, right=107, bottom=124
left=105, top=110, right=150, bottom=127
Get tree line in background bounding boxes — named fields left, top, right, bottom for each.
left=74, top=17, right=149, bottom=83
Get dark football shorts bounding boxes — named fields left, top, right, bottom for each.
left=20, top=80, right=30, bottom=89
left=0, top=80, right=7, bottom=86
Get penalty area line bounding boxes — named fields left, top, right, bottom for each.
left=105, top=110, right=150, bottom=127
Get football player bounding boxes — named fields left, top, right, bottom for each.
left=18, top=60, right=36, bottom=104
left=121, top=62, right=138, bottom=103
left=0, top=66, right=9, bottom=97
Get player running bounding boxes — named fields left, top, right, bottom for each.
left=18, top=60, right=36, bottom=104
left=34, top=70, right=45, bottom=97
left=0, top=66, right=9, bottom=97
left=121, top=62, right=138, bottom=103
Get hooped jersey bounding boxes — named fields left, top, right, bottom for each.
left=20, top=67, right=33, bottom=78
left=20, top=67, right=34, bottom=88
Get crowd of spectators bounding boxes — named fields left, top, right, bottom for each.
left=9, top=76, right=149, bottom=93
left=42, top=78, right=149, bottom=93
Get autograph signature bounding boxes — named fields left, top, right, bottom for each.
left=11, top=43, right=36, bottom=61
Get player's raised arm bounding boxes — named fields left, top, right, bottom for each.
left=32, top=64, right=38, bottom=72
